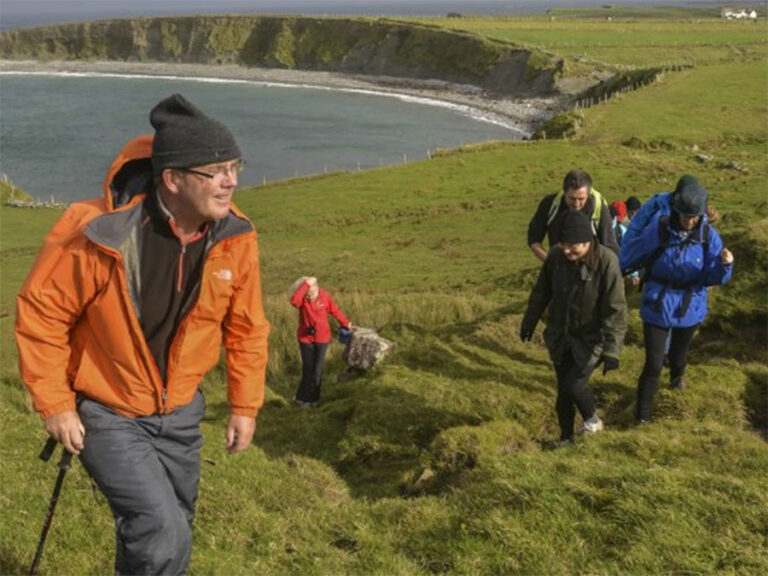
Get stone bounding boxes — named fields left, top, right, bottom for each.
left=342, top=327, right=394, bottom=371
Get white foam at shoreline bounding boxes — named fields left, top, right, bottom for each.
left=0, top=70, right=529, bottom=135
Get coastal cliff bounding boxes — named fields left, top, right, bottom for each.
left=0, top=16, right=563, bottom=97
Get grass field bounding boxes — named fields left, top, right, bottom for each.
left=1, top=8, right=766, bottom=576
left=413, top=12, right=767, bottom=67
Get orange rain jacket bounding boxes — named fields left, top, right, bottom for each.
left=16, top=135, right=270, bottom=420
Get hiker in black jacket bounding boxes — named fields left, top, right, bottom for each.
left=521, top=211, right=627, bottom=445
left=527, top=169, right=619, bottom=262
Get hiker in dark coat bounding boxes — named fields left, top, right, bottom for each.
left=620, top=176, right=733, bottom=422
left=527, top=169, right=619, bottom=262
left=521, top=211, right=627, bottom=444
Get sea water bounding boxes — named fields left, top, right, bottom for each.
left=0, top=73, right=518, bottom=202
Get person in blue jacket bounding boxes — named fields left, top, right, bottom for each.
left=620, top=175, right=734, bottom=422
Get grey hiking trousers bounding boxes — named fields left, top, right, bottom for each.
left=78, top=389, right=205, bottom=575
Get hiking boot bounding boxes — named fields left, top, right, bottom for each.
left=555, top=438, right=573, bottom=448
left=670, top=376, right=687, bottom=390
left=581, top=415, right=604, bottom=435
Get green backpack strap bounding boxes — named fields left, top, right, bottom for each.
left=591, top=188, right=603, bottom=223
left=546, top=188, right=604, bottom=230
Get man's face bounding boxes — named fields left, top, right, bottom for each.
left=175, top=159, right=242, bottom=223
left=678, top=214, right=700, bottom=231
left=564, top=186, right=589, bottom=211
left=559, top=241, right=591, bottom=261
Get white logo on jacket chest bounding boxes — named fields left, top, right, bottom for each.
left=213, top=268, right=233, bottom=281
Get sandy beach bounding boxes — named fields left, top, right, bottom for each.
left=0, top=59, right=563, bottom=136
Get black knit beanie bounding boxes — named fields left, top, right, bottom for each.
left=150, top=93, right=241, bottom=175
left=560, top=210, right=594, bottom=244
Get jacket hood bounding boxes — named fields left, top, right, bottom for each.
left=102, top=134, right=155, bottom=212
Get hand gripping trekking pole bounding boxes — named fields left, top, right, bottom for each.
left=29, top=438, right=73, bottom=576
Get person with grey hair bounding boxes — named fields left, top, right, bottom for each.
left=16, top=93, right=270, bottom=574
left=290, top=276, right=352, bottom=406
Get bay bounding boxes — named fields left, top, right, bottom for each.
left=0, top=73, right=517, bottom=202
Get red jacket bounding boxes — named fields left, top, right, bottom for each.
left=290, top=282, right=349, bottom=344
left=15, top=135, right=270, bottom=419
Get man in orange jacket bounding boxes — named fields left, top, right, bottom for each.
left=16, top=94, right=270, bottom=574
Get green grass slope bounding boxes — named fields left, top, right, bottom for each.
left=1, top=12, right=766, bottom=576
left=416, top=12, right=768, bottom=67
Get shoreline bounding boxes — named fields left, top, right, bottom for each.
left=0, top=60, right=564, bottom=136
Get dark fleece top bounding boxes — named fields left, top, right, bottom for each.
left=139, top=192, right=208, bottom=382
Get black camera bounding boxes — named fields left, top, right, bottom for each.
left=305, top=326, right=316, bottom=336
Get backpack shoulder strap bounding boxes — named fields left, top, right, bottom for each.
left=546, top=191, right=564, bottom=227
left=590, top=188, right=604, bottom=223
left=657, top=214, right=670, bottom=245
left=614, top=221, right=624, bottom=244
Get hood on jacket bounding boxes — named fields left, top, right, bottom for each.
left=102, top=134, right=154, bottom=212
left=96, top=133, right=254, bottom=250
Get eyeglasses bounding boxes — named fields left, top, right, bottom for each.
left=177, top=159, right=246, bottom=180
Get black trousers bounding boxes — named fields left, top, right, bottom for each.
left=296, top=342, right=329, bottom=403
left=636, top=322, right=698, bottom=421
left=553, top=351, right=598, bottom=441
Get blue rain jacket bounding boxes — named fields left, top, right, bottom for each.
left=621, top=212, right=733, bottom=328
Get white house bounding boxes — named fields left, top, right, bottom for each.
left=722, top=8, right=759, bottom=20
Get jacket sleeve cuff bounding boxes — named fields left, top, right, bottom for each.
left=230, top=406, right=259, bottom=418
left=39, top=398, right=78, bottom=420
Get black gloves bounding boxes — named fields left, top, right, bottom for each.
left=520, top=326, right=533, bottom=342
left=602, top=356, right=619, bottom=375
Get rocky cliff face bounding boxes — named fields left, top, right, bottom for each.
left=0, top=16, right=563, bottom=97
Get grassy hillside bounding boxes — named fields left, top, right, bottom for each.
left=416, top=12, right=767, bottom=67
left=1, top=10, right=766, bottom=576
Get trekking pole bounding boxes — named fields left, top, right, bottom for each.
left=29, top=438, right=73, bottom=576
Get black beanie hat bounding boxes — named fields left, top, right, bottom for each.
left=672, top=174, right=708, bottom=217
left=150, top=93, right=241, bottom=175
left=560, top=210, right=594, bottom=244
left=625, top=196, right=642, bottom=212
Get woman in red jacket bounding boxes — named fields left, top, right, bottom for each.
left=290, top=276, right=352, bottom=406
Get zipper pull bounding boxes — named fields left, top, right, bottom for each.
left=162, top=388, right=168, bottom=411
